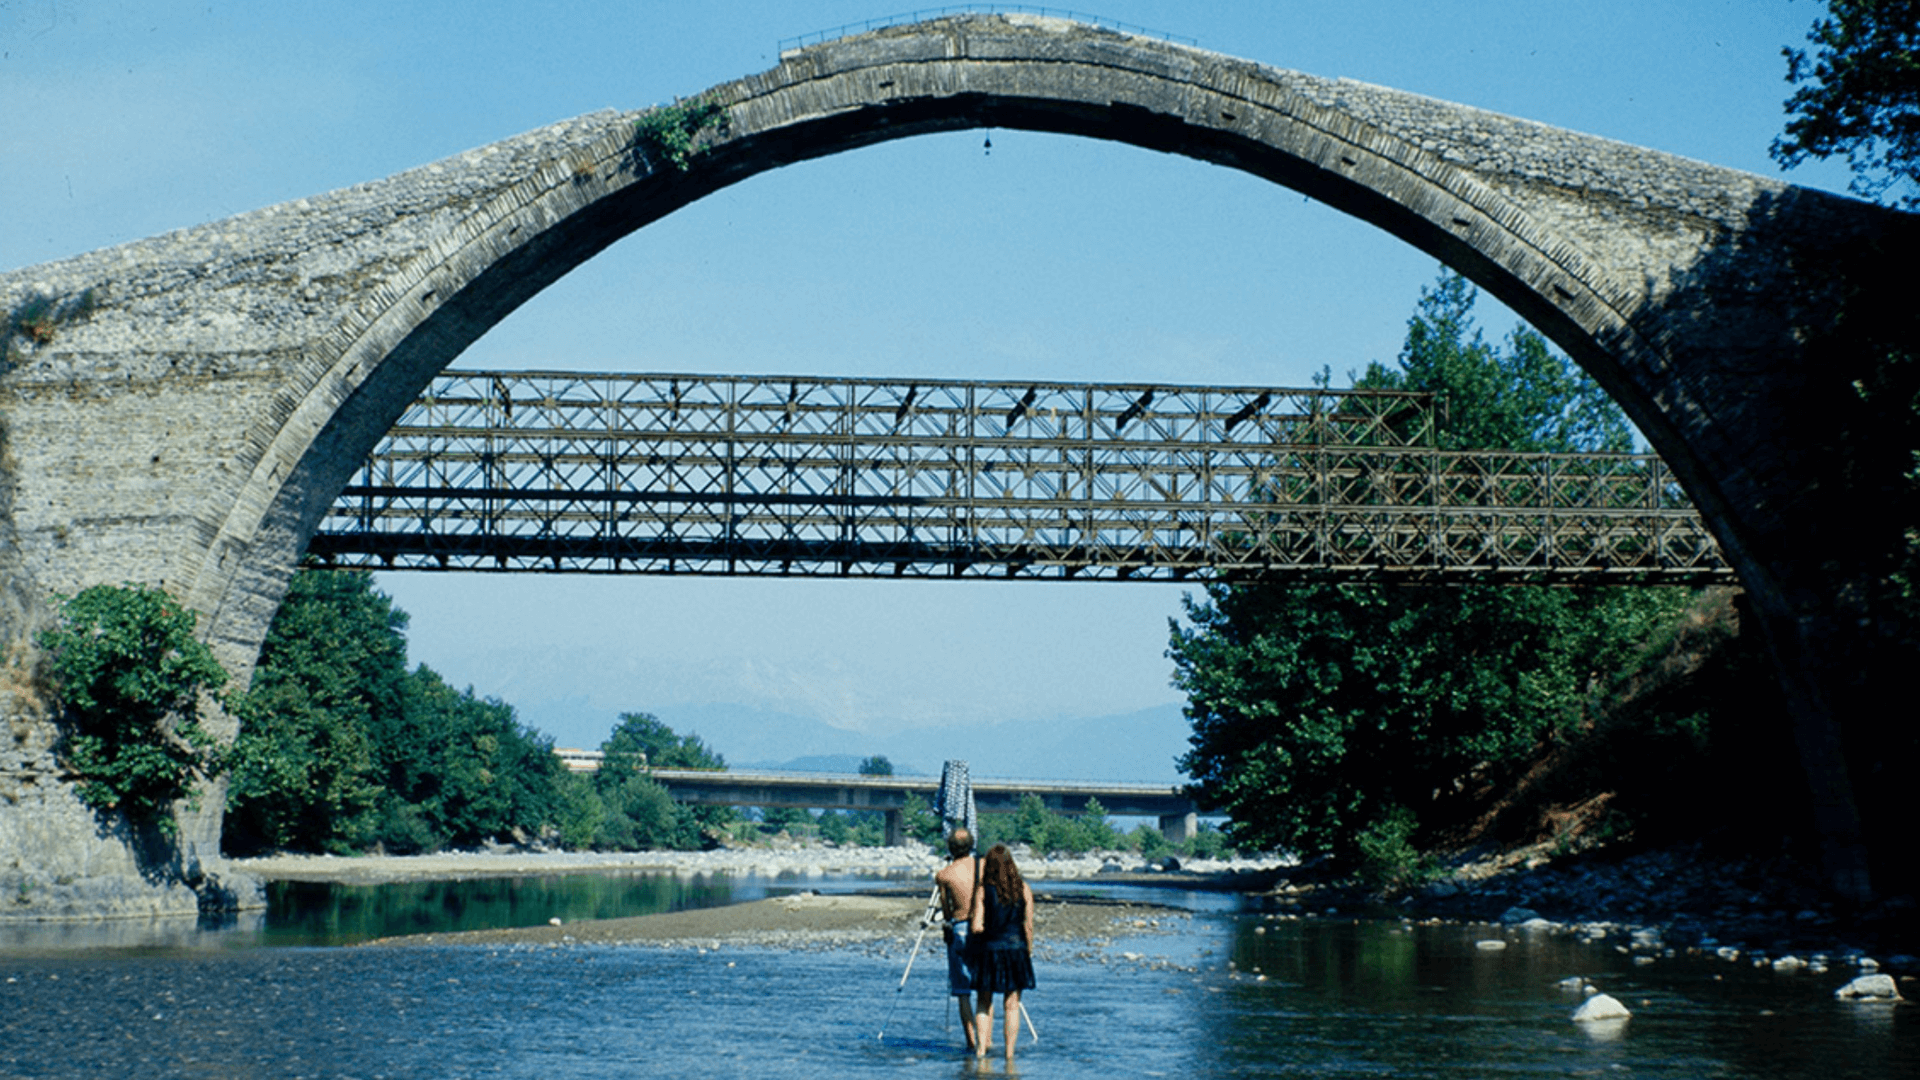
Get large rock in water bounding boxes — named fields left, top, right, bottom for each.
left=1834, top=974, right=1902, bottom=1000
left=1572, top=994, right=1632, bottom=1022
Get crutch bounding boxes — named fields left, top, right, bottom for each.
left=877, top=883, right=942, bottom=1041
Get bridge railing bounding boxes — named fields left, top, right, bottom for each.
left=309, top=370, right=1731, bottom=584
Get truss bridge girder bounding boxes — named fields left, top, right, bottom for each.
left=310, top=371, right=1735, bottom=585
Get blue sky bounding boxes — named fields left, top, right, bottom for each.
left=1, top=2, right=1859, bottom=777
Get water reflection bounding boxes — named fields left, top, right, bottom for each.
left=0, top=870, right=910, bottom=952
left=0, top=907, right=1912, bottom=1078
left=1195, top=915, right=1919, bottom=1079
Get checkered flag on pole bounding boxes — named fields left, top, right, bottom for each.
left=933, top=759, right=976, bottom=837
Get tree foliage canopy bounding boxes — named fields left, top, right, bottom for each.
left=227, top=570, right=566, bottom=854
left=1170, top=274, right=1691, bottom=868
left=38, top=584, right=227, bottom=831
left=1772, top=0, right=1920, bottom=207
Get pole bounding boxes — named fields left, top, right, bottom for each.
left=1020, top=1000, right=1039, bottom=1044
left=877, top=883, right=943, bottom=1041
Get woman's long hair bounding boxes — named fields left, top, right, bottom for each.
left=981, top=843, right=1026, bottom=903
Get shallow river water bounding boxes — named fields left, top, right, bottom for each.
left=1, top=874, right=1913, bottom=1078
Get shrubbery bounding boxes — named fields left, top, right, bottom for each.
left=1170, top=272, right=1719, bottom=883
left=38, top=584, right=228, bottom=834
left=225, top=571, right=722, bottom=856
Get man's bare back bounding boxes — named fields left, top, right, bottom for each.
left=935, top=829, right=980, bottom=923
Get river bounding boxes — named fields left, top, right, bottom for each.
left=1, top=873, right=1913, bottom=1078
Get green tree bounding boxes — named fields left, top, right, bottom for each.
left=38, top=585, right=228, bottom=833
left=1171, top=273, right=1690, bottom=866
left=1129, top=823, right=1171, bottom=860
left=901, top=793, right=942, bottom=845
left=1771, top=0, right=1920, bottom=207
left=818, top=809, right=852, bottom=845
left=593, top=768, right=692, bottom=850
left=1009, top=793, right=1055, bottom=851
left=403, top=668, right=559, bottom=848
left=229, top=570, right=567, bottom=855
left=591, top=713, right=724, bottom=848
left=553, top=771, right=607, bottom=849
left=858, top=754, right=894, bottom=776
left=761, top=805, right=814, bottom=833
left=226, top=570, right=402, bottom=852
left=1078, top=797, right=1119, bottom=851
left=604, top=711, right=726, bottom=770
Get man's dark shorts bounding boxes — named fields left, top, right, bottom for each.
left=945, top=922, right=974, bottom=995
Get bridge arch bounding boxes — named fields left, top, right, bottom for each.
left=2, top=14, right=1908, bottom=896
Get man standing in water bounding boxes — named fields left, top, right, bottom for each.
left=933, top=827, right=981, bottom=1052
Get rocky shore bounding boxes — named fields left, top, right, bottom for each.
left=1262, top=839, right=1920, bottom=995
left=236, top=838, right=1916, bottom=995
left=230, top=844, right=1283, bottom=887
left=237, top=844, right=1269, bottom=965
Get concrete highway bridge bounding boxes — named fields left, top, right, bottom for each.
left=644, top=767, right=1199, bottom=848
left=2, top=12, right=1912, bottom=910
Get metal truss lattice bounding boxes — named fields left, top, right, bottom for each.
left=309, top=370, right=1732, bottom=584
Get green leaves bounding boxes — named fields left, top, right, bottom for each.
left=1171, top=273, right=1691, bottom=872
left=38, top=585, right=228, bottom=832
left=226, top=570, right=567, bottom=854
left=1772, top=0, right=1920, bottom=207
left=602, top=711, right=726, bottom=771
left=632, top=97, right=730, bottom=172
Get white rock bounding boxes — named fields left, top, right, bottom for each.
left=1556, top=975, right=1587, bottom=992
left=1834, top=974, right=1901, bottom=1000
left=1772, top=955, right=1805, bottom=973
left=1476, top=939, right=1508, bottom=951
left=1572, top=994, right=1632, bottom=1022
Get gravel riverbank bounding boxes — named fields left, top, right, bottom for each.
left=234, top=845, right=1274, bottom=959
left=230, top=845, right=1284, bottom=887
left=361, top=889, right=1193, bottom=956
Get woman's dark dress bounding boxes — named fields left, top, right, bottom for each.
left=973, top=884, right=1036, bottom=994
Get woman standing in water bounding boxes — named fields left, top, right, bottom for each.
left=970, top=843, right=1036, bottom=1058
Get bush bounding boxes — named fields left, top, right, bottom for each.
left=38, top=585, right=228, bottom=834
left=1130, top=823, right=1171, bottom=860
left=1352, top=806, right=1435, bottom=893
left=901, top=794, right=942, bottom=845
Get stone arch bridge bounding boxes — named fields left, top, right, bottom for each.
left=1, top=14, right=1911, bottom=910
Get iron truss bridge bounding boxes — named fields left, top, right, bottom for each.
left=309, top=370, right=1734, bottom=585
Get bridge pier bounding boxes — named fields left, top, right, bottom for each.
left=1159, top=812, right=1196, bottom=845
left=884, top=809, right=904, bottom=848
